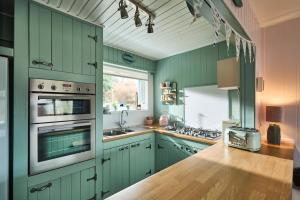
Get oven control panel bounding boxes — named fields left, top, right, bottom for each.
left=30, top=79, right=95, bottom=94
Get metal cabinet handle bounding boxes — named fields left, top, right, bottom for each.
left=32, top=60, right=53, bottom=68
left=101, top=190, right=110, bottom=197
left=102, top=158, right=111, bottom=164
left=119, top=147, right=124, bottom=151
left=88, top=62, right=97, bottom=68
left=87, top=194, right=97, bottom=200
left=124, top=146, right=129, bottom=150
left=145, top=169, right=152, bottom=175
left=131, top=143, right=140, bottom=148
left=87, top=174, right=97, bottom=182
left=158, top=144, right=164, bottom=149
left=88, top=35, right=98, bottom=42
left=146, top=144, right=152, bottom=149
left=30, top=182, right=52, bottom=193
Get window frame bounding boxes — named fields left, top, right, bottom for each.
left=103, top=63, right=150, bottom=113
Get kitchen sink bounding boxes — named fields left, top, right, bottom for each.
left=103, top=128, right=134, bottom=136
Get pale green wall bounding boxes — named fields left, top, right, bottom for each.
left=103, top=45, right=156, bottom=73
left=154, top=41, right=255, bottom=128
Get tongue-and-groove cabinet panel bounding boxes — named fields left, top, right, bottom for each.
left=28, top=166, right=96, bottom=200
left=29, top=3, right=96, bottom=76
left=129, top=139, right=154, bottom=185
left=102, top=145, right=130, bottom=199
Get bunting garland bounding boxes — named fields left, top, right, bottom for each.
left=225, top=23, right=232, bottom=52
left=242, top=38, right=247, bottom=61
left=187, top=0, right=255, bottom=62
left=235, top=34, right=241, bottom=61
left=247, top=41, right=252, bottom=62
left=212, top=7, right=221, bottom=43
left=193, top=0, right=203, bottom=18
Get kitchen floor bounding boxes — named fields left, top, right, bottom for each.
left=293, top=188, right=300, bottom=199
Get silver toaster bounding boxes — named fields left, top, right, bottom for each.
left=224, top=127, right=261, bottom=152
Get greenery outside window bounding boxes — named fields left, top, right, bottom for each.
left=103, top=64, right=149, bottom=112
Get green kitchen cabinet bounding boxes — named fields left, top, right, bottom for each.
left=102, top=145, right=130, bottom=199
left=80, top=167, right=97, bottom=200
left=129, top=139, right=155, bottom=185
left=102, top=134, right=155, bottom=198
left=29, top=3, right=97, bottom=75
left=28, top=166, right=96, bottom=200
left=28, top=178, right=60, bottom=200
left=29, top=3, right=52, bottom=70
left=155, top=134, right=211, bottom=172
left=155, top=138, right=170, bottom=172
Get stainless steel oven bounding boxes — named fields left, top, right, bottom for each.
left=30, top=79, right=95, bottom=123
left=29, top=79, right=96, bottom=175
left=30, top=120, right=95, bottom=175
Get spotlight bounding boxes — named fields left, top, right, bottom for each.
left=134, top=6, right=142, bottom=27
left=118, top=0, right=128, bottom=19
left=146, top=16, right=154, bottom=33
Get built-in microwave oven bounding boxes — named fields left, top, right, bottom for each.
left=29, top=79, right=95, bottom=123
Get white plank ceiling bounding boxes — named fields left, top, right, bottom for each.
left=33, top=0, right=224, bottom=60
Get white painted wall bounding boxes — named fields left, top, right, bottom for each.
left=103, top=74, right=154, bottom=129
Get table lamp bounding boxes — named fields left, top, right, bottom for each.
left=266, top=106, right=282, bottom=144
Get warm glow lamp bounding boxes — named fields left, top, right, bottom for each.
left=266, top=106, right=282, bottom=144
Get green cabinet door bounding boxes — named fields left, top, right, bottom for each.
left=29, top=166, right=96, bottom=200
left=102, top=149, right=111, bottom=199
left=80, top=167, right=96, bottom=200
left=28, top=179, right=60, bottom=200
left=29, top=3, right=52, bottom=70
left=29, top=3, right=97, bottom=75
left=155, top=138, right=170, bottom=172
left=60, top=172, right=81, bottom=200
left=130, top=139, right=155, bottom=184
left=102, top=145, right=130, bottom=199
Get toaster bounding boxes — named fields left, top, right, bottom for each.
left=224, top=127, right=261, bottom=152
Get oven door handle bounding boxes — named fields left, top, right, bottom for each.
left=38, top=122, right=92, bottom=133
left=37, top=95, right=92, bottom=100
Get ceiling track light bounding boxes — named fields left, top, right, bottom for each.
left=127, top=0, right=155, bottom=19
left=118, top=0, right=128, bottom=19
left=146, top=15, right=154, bottom=33
left=134, top=6, right=142, bottom=27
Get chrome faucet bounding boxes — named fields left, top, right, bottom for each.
left=119, top=110, right=128, bottom=131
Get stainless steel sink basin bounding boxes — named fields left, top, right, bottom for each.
left=103, top=128, right=134, bottom=136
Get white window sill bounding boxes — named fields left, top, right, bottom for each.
left=104, top=109, right=149, bottom=115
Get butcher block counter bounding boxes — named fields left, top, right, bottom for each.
left=103, top=126, right=220, bottom=145
left=106, top=141, right=294, bottom=200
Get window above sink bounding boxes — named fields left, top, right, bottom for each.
left=103, top=64, right=149, bottom=113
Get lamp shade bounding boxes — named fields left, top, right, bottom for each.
left=266, top=106, right=282, bottom=122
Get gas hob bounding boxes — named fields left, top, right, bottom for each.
left=166, top=126, right=222, bottom=140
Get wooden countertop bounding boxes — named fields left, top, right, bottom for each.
left=103, top=128, right=156, bottom=142
left=103, top=126, right=220, bottom=145
left=106, top=142, right=294, bottom=200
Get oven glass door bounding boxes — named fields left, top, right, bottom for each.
left=30, top=120, right=95, bottom=175
left=30, top=93, right=95, bottom=123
